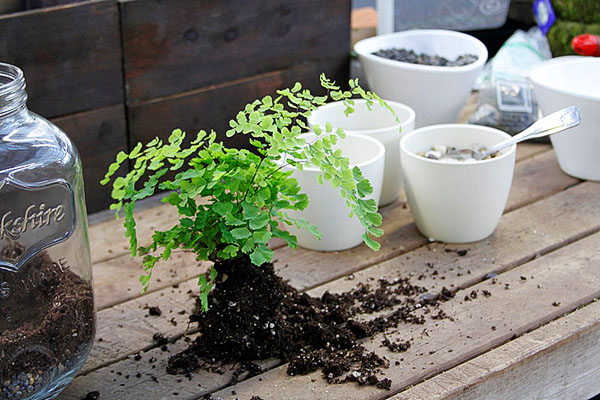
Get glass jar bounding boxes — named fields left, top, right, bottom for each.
left=0, top=63, right=95, bottom=399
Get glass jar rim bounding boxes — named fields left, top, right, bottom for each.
left=0, top=62, right=25, bottom=96
left=0, top=63, right=27, bottom=118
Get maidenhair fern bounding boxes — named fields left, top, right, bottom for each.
left=102, top=74, right=399, bottom=310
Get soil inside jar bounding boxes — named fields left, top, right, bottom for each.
left=0, top=244, right=95, bottom=398
left=167, top=255, right=454, bottom=388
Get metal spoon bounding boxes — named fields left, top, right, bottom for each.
left=447, top=106, right=582, bottom=161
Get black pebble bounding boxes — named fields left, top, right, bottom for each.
left=373, top=48, right=478, bottom=67
left=83, top=391, right=100, bottom=400
left=147, top=306, right=162, bottom=317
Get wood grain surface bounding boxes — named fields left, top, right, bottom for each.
left=57, top=144, right=600, bottom=399
left=395, top=300, right=600, bottom=400
left=127, top=60, right=350, bottom=152
left=0, top=0, right=124, bottom=117
left=120, top=0, right=351, bottom=102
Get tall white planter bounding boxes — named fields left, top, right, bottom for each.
left=307, top=99, right=415, bottom=206
left=530, top=57, right=600, bottom=181
left=283, top=134, right=385, bottom=251
left=354, top=29, right=487, bottom=128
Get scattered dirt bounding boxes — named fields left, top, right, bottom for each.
left=167, top=255, right=456, bottom=390
left=0, top=244, right=95, bottom=398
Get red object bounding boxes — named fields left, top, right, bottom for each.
left=571, top=34, right=600, bottom=57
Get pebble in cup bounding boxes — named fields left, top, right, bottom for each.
left=400, top=124, right=516, bottom=243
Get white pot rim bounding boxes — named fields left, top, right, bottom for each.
left=307, top=99, right=416, bottom=136
left=529, top=56, right=600, bottom=103
left=277, top=132, right=386, bottom=172
left=354, top=29, right=488, bottom=74
left=400, top=123, right=516, bottom=166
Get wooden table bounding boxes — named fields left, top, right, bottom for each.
left=58, top=142, right=600, bottom=400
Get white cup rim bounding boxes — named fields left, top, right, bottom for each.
left=400, top=123, right=516, bottom=166
left=307, top=99, right=416, bottom=136
left=276, top=132, right=386, bottom=172
left=354, top=29, right=488, bottom=74
left=529, top=56, right=600, bottom=103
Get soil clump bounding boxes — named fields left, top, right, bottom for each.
left=167, top=255, right=454, bottom=389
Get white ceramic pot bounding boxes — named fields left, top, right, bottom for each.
left=354, top=29, right=488, bottom=128
left=283, top=133, right=385, bottom=251
left=529, top=56, right=600, bottom=181
left=307, top=99, right=415, bottom=206
left=400, top=124, right=516, bottom=243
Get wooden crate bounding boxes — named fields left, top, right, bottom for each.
left=0, top=0, right=127, bottom=213
left=122, top=0, right=351, bottom=147
left=0, top=0, right=351, bottom=212
left=128, top=61, right=349, bottom=149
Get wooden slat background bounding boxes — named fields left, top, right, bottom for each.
left=0, top=0, right=124, bottom=118
left=128, top=62, right=347, bottom=149
left=120, top=0, right=350, bottom=102
left=0, top=0, right=351, bottom=212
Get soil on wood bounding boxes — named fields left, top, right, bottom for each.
left=167, top=255, right=455, bottom=389
left=0, top=244, right=95, bottom=399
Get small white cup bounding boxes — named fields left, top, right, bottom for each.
left=282, top=133, right=385, bottom=251
left=530, top=56, right=600, bottom=181
left=307, top=99, right=415, bottom=206
left=400, top=124, right=516, bottom=243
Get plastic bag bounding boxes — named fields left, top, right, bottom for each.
left=470, top=28, right=552, bottom=135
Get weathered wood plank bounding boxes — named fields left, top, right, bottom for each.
left=93, top=250, right=209, bottom=311
left=89, top=195, right=182, bottom=264
left=0, top=0, right=23, bottom=14
left=120, top=0, right=350, bottom=102
left=212, top=229, right=600, bottom=399
left=394, top=300, right=600, bottom=400
left=61, top=182, right=600, bottom=398
left=512, top=142, right=549, bottom=162
left=505, top=148, right=580, bottom=213
left=24, top=0, right=81, bottom=9
left=0, top=0, right=124, bottom=117
left=52, top=104, right=129, bottom=213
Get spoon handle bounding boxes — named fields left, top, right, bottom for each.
left=483, top=106, right=582, bottom=158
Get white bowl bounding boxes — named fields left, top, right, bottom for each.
left=529, top=56, right=600, bottom=181
left=282, top=133, right=385, bottom=251
left=307, top=99, right=415, bottom=206
left=400, top=124, right=516, bottom=243
left=354, top=29, right=488, bottom=128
